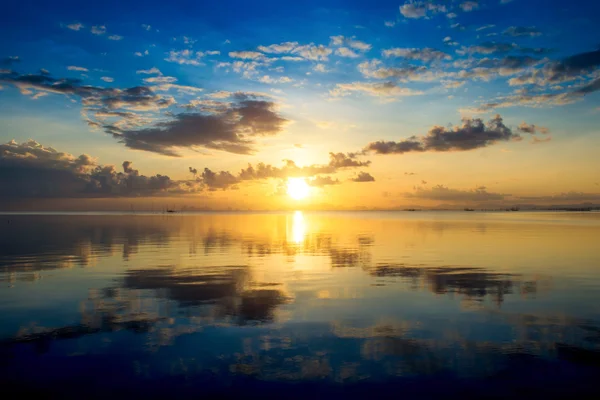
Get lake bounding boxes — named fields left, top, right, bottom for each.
left=1, top=211, right=599, bottom=399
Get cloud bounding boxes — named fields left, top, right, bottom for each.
left=383, top=47, right=451, bottom=62
left=91, top=25, right=106, bottom=35
left=1, top=56, right=20, bottom=67
left=257, top=75, right=293, bottom=84
left=365, top=115, right=529, bottom=154
left=330, top=36, right=371, bottom=51
left=406, top=185, right=507, bottom=202
left=67, top=65, right=89, bottom=72
left=66, top=22, right=84, bottom=31
left=399, top=1, right=447, bottom=19
left=351, top=172, right=375, bottom=182
left=313, top=64, right=328, bottom=73
left=331, top=81, right=424, bottom=98
left=111, top=98, right=288, bottom=156
left=384, top=21, right=396, bottom=27
left=517, top=192, right=600, bottom=203
left=336, top=47, right=360, bottom=58
left=165, top=50, right=204, bottom=66
left=460, top=1, right=479, bottom=12
left=517, top=122, right=549, bottom=135
left=257, top=42, right=299, bottom=53
left=229, top=51, right=265, bottom=60
left=186, top=152, right=371, bottom=191
left=291, top=44, right=332, bottom=61
left=101, top=77, right=114, bottom=83
left=503, top=26, right=542, bottom=37
left=531, top=136, right=552, bottom=144
left=197, top=168, right=239, bottom=190
left=309, top=176, right=340, bottom=187
left=0, top=140, right=200, bottom=198
left=358, top=59, right=451, bottom=82
left=108, top=35, right=123, bottom=41
left=136, top=67, right=162, bottom=75
left=476, top=24, right=496, bottom=31
left=460, top=42, right=517, bottom=55
left=541, top=49, right=600, bottom=84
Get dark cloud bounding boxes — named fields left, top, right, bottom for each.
left=508, top=49, right=600, bottom=87
left=0, top=140, right=200, bottom=198
left=517, top=122, right=549, bottom=135
left=542, top=49, right=600, bottom=84
left=1, top=56, right=20, bottom=66
left=1, top=70, right=288, bottom=157
left=109, top=99, right=288, bottom=157
left=503, top=26, right=542, bottom=37
left=382, top=47, right=451, bottom=62
left=351, top=172, right=375, bottom=182
left=461, top=42, right=517, bottom=55
left=199, top=168, right=240, bottom=191
left=365, top=115, right=523, bottom=155
left=190, top=152, right=371, bottom=191
left=405, top=185, right=508, bottom=202
left=368, top=264, right=517, bottom=304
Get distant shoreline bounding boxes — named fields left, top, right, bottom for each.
left=1, top=208, right=598, bottom=215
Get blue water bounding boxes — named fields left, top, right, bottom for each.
left=1, top=211, right=599, bottom=398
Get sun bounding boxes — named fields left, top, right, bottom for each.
left=287, top=177, right=310, bottom=200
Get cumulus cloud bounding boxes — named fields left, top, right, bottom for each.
left=351, top=172, right=375, bottom=182
left=110, top=97, right=288, bottom=156
left=165, top=50, right=204, bottom=66
left=137, top=67, right=162, bottom=75
left=517, top=122, right=549, bottom=135
left=357, top=59, right=451, bottom=82
left=0, top=70, right=258, bottom=155
left=66, top=22, right=84, bottom=31
left=309, top=176, right=340, bottom=187
left=187, top=152, right=370, bottom=191
left=503, top=26, right=542, bottom=37
left=67, top=65, right=89, bottom=72
left=406, top=185, right=507, bottom=202
left=108, top=35, right=123, bottom=41
left=330, top=36, right=371, bottom=51
left=0, top=140, right=200, bottom=198
left=383, top=47, right=451, bottom=62
left=91, top=25, right=106, bottom=35
left=365, top=115, right=529, bottom=154
left=257, top=42, right=299, bottom=53
left=101, top=77, right=114, bottom=83
left=460, top=1, right=479, bottom=12
left=399, top=1, right=447, bottom=19
left=460, top=42, right=517, bottom=55
left=291, top=44, right=332, bottom=61
left=330, top=81, right=424, bottom=98
left=336, top=47, right=360, bottom=58
left=229, top=51, right=265, bottom=60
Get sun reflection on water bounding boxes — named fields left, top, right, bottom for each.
left=291, top=211, right=306, bottom=244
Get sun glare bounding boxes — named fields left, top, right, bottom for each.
left=287, top=177, right=310, bottom=200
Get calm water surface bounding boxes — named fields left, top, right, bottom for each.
left=1, top=211, right=599, bottom=398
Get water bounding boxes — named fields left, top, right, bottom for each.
left=1, top=211, right=599, bottom=398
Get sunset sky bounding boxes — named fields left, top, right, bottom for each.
left=1, top=0, right=599, bottom=210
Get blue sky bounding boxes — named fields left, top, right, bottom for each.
left=1, top=0, right=600, bottom=209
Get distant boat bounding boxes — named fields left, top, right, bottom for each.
left=404, top=208, right=421, bottom=212
left=166, top=209, right=177, bottom=213
left=464, top=208, right=475, bottom=212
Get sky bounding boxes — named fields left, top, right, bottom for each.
left=1, top=0, right=599, bottom=210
